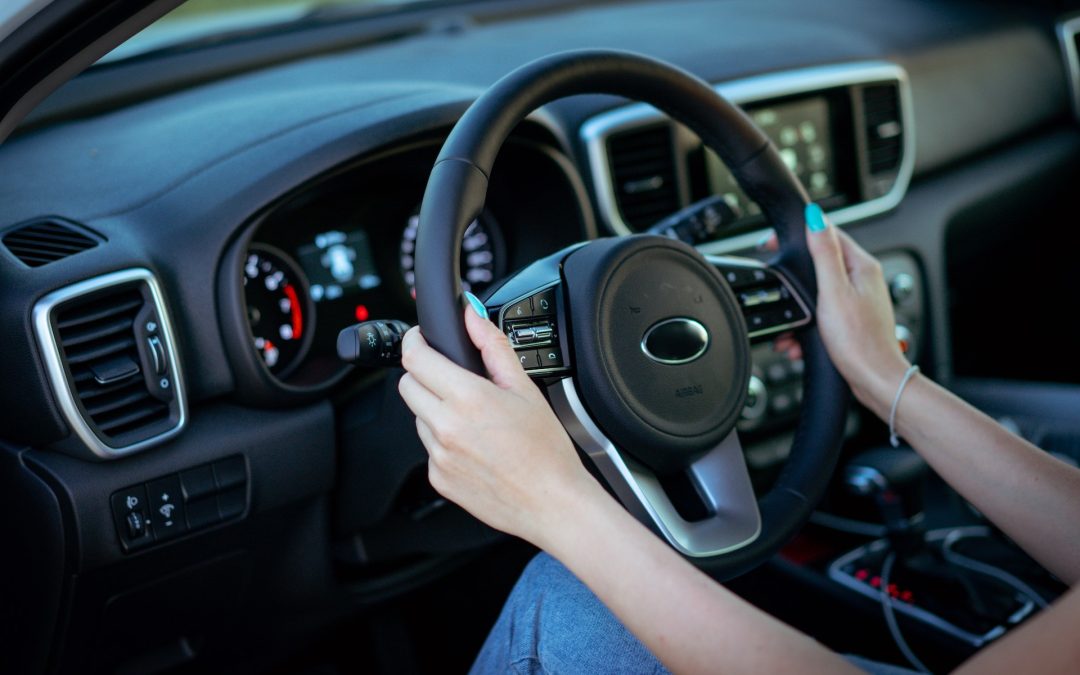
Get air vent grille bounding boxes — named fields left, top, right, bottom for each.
left=3, top=219, right=101, bottom=267
left=607, top=123, right=679, bottom=231
left=862, top=84, right=904, bottom=175
left=54, top=285, right=170, bottom=444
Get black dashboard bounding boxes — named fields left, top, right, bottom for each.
left=222, top=136, right=593, bottom=400
left=2, top=0, right=1079, bottom=673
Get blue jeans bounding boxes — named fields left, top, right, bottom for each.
left=471, top=553, right=917, bottom=675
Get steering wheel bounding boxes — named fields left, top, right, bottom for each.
left=415, top=50, right=849, bottom=580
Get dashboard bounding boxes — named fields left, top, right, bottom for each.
left=226, top=137, right=593, bottom=397
left=0, top=0, right=1078, bottom=673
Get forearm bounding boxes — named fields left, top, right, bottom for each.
left=538, top=479, right=856, bottom=675
left=859, top=371, right=1080, bottom=584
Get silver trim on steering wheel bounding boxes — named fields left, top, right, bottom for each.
left=548, top=377, right=762, bottom=557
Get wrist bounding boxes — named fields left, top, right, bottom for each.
left=530, top=473, right=619, bottom=556
left=849, top=357, right=912, bottom=421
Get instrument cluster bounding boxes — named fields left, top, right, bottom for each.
left=231, top=137, right=593, bottom=393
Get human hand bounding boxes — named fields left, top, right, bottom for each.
left=803, top=204, right=910, bottom=419
left=397, top=304, right=601, bottom=549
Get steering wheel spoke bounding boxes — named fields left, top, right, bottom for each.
left=707, top=255, right=812, bottom=341
left=548, top=377, right=761, bottom=557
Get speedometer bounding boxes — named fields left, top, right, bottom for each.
left=243, top=244, right=314, bottom=378
left=399, top=210, right=504, bottom=298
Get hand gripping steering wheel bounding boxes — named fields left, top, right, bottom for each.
left=415, top=50, right=849, bottom=580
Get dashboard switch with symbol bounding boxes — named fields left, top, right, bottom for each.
left=337, top=319, right=411, bottom=366
left=146, top=476, right=187, bottom=541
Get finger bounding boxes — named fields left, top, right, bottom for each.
left=803, top=203, right=848, bottom=297
left=756, top=230, right=779, bottom=253
left=835, top=229, right=883, bottom=282
left=400, top=326, right=488, bottom=399
left=398, top=372, right=446, bottom=421
left=464, top=306, right=530, bottom=390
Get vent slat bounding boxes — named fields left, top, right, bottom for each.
left=3, top=220, right=101, bottom=267
left=59, top=315, right=134, bottom=348
left=96, top=401, right=168, bottom=435
left=63, top=335, right=136, bottom=365
left=56, top=294, right=142, bottom=329
left=862, top=84, right=903, bottom=177
left=84, top=388, right=153, bottom=418
left=75, top=376, right=143, bottom=400
left=608, top=124, right=679, bottom=231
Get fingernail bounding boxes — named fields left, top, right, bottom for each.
left=805, top=203, right=828, bottom=233
left=463, top=290, right=487, bottom=318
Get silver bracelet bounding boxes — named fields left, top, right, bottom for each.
left=888, top=364, right=920, bottom=448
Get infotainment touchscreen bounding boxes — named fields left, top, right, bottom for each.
left=705, top=96, right=840, bottom=219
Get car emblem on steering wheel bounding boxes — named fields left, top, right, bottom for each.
left=640, top=317, right=710, bottom=365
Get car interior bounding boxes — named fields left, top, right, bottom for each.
left=2, top=0, right=1079, bottom=673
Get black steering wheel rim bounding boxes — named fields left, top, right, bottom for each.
left=416, top=49, right=849, bottom=579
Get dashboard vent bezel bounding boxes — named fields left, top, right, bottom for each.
left=1058, top=16, right=1080, bottom=121
left=32, top=269, right=187, bottom=460
left=605, top=123, right=681, bottom=231
left=2, top=218, right=103, bottom=267
left=581, top=61, right=916, bottom=251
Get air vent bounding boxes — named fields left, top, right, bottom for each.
left=1056, top=17, right=1080, bottom=120
left=606, top=123, right=679, bottom=231
left=3, top=219, right=102, bottom=267
left=34, top=270, right=186, bottom=459
left=862, top=84, right=904, bottom=176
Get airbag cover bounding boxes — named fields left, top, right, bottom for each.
left=563, top=236, right=750, bottom=473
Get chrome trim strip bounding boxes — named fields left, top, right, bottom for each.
left=32, top=268, right=187, bottom=460
left=548, top=377, right=761, bottom=557
left=581, top=61, right=917, bottom=250
left=827, top=526, right=1035, bottom=648
left=1057, top=16, right=1080, bottom=120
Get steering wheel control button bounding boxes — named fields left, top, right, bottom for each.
left=531, top=288, right=556, bottom=315
left=146, top=476, right=187, bottom=541
left=539, top=348, right=563, bottom=368
left=516, top=350, right=541, bottom=369
left=111, top=485, right=153, bottom=552
left=504, top=298, right=533, bottom=320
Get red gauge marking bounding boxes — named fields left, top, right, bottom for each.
left=354, top=304, right=370, bottom=322
left=283, top=284, right=303, bottom=339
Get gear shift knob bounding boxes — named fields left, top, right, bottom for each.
left=844, top=448, right=929, bottom=557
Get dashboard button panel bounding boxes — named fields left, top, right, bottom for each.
left=110, top=455, right=249, bottom=553
left=497, top=283, right=572, bottom=377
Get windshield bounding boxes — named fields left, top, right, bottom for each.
left=98, top=0, right=443, bottom=64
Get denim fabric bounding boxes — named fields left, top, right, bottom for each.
left=470, top=553, right=917, bottom=675
left=470, top=553, right=670, bottom=674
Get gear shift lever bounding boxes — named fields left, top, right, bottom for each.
left=844, top=448, right=929, bottom=557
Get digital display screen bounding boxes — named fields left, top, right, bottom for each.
left=706, top=96, right=839, bottom=219
left=296, top=229, right=382, bottom=303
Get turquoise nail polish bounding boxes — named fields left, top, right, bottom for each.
left=464, top=290, right=487, bottom=318
left=805, top=203, right=828, bottom=233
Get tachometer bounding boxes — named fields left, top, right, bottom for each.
left=400, top=210, right=504, bottom=298
left=243, top=244, right=314, bottom=377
